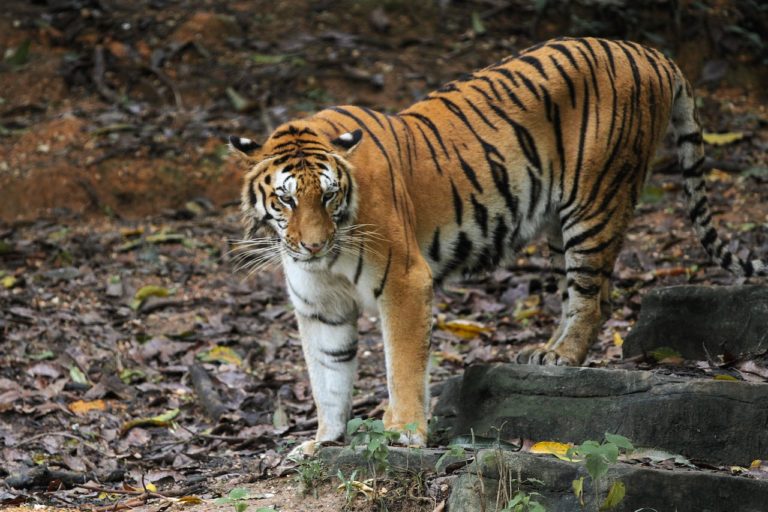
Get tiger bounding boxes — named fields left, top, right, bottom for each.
left=229, top=37, right=766, bottom=454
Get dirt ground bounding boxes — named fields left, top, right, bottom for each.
left=1, top=0, right=768, bottom=510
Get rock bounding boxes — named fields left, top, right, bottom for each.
left=317, top=445, right=455, bottom=477
left=624, top=285, right=768, bottom=360
left=434, top=364, right=768, bottom=465
left=449, top=450, right=768, bottom=512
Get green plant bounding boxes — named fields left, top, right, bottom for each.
left=567, top=433, right=634, bottom=511
left=214, top=488, right=250, bottom=512
left=346, top=417, right=401, bottom=475
left=293, top=457, right=327, bottom=498
left=502, top=485, right=547, bottom=512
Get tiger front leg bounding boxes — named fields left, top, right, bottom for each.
left=287, top=273, right=359, bottom=457
left=378, top=261, right=433, bottom=446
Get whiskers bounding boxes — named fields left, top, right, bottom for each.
left=335, top=224, right=388, bottom=259
left=227, top=236, right=285, bottom=280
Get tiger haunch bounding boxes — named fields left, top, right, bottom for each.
left=231, top=37, right=766, bottom=450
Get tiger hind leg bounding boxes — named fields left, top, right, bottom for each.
left=523, top=209, right=630, bottom=366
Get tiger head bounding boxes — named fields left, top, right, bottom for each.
left=230, top=123, right=363, bottom=265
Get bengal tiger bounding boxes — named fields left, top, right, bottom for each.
left=229, top=37, right=766, bottom=454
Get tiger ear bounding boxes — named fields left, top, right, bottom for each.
left=228, top=135, right=262, bottom=165
left=331, top=129, right=363, bottom=156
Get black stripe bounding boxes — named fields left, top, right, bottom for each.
left=566, top=265, right=601, bottom=276
left=353, top=241, right=364, bottom=284
left=573, top=235, right=618, bottom=254
left=492, top=216, right=508, bottom=263
left=741, top=260, right=754, bottom=277
left=400, top=112, right=450, bottom=158
left=373, top=249, right=392, bottom=299
left=721, top=251, right=732, bottom=268
left=682, top=156, right=706, bottom=178
left=489, top=75, right=527, bottom=111
left=287, top=279, right=314, bottom=306
left=429, top=228, right=441, bottom=262
left=567, top=279, right=600, bottom=297
left=413, top=123, right=444, bottom=175
left=525, top=165, right=541, bottom=219
left=321, top=343, right=358, bottom=362
left=549, top=55, right=576, bottom=108
left=360, top=106, right=385, bottom=129
left=689, top=196, right=707, bottom=222
left=464, top=95, right=497, bottom=130
left=701, top=227, right=717, bottom=247
left=549, top=43, right=579, bottom=69
left=450, top=179, right=463, bottom=225
left=330, top=107, right=398, bottom=210
left=597, top=39, right=617, bottom=76
left=677, top=132, right=702, bottom=146
left=476, top=75, right=503, bottom=101
left=520, top=55, right=549, bottom=80
left=455, top=144, right=484, bottom=193
left=516, top=71, right=541, bottom=100
left=299, top=311, right=349, bottom=326
left=563, top=210, right=616, bottom=251
left=470, top=194, right=489, bottom=236
left=561, top=77, right=591, bottom=212
left=436, top=231, right=473, bottom=282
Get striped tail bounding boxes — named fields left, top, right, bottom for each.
left=670, top=76, right=766, bottom=277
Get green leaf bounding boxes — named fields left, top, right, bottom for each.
left=585, top=453, right=609, bottom=480
left=572, top=476, right=585, bottom=506
left=650, top=346, right=682, bottom=362
left=6, top=40, right=31, bottom=67
left=131, top=285, right=170, bottom=310
left=604, top=433, right=634, bottom=452
left=598, top=442, right=619, bottom=464
left=228, top=487, right=249, bottom=500
left=29, top=350, right=55, bottom=361
left=600, top=481, right=626, bottom=510
left=226, top=87, right=250, bottom=112
left=471, top=11, right=486, bottom=35
left=234, top=503, right=247, bottom=512
left=69, top=366, right=89, bottom=385
left=346, top=417, right=364, bottom=436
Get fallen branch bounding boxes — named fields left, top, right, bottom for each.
left=5, top=466, right=92, bottom=490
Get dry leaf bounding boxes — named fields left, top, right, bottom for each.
left=69, top=399, right=106, bottom=415
left=529, top=441, right=575, bottom=461
left=435, top=316, right=492, bottom=340
left=703, top=132, right=744, bottom=146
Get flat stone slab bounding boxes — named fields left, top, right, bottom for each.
left=449, top=450, right=768, bottom=512
left=432, top=364, right=768, bottom=465
left=624, top=285, right=768, bottom=360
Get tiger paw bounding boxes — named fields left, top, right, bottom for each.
left=382, top=418, right=427, bottom=447
left=287, top=439, right=320, bottom=461
left=516, top=346, right=577, bottom=366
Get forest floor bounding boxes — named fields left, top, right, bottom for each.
left=1, top=0, right=768, bottom=510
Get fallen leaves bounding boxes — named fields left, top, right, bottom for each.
left=120, top=408, right=180, bottom=436
left=702, top=131, right=745, bottom=146
left=435, top=316, right=492, bottom=340
left=69, top=399, right=107, bottom=415
left=529, top=441, right=574, bottom=461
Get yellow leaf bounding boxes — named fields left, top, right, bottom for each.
left=131, top=285, right=170, bottom=309
left=731, top=466, right=748, bottom=474
left=197, top=345, right=243, bottom=366
left=69, top=399, right=106, bottom=415
left=707, top=168, right=733, bottom=183
left=120, top=227, right=145, bottom=237
left=436, top=317, right=492, bottom=340
left=178, top=496, right=204, bottom=505
left=612, top=332, right=624, bottom=347
left=703, top=132, right=744, bottom=146
left=750, top=459, right=762, bottom=469
left=530, top=441, right=575, bottom=461
left=572, top=477, right=585, bottom=506
left=714, top=374, right=739, bottom=381
left=600, top=481, right=626, bottom=510
left=337, top=480, right=375, bottom=500
left=1, top=275, right=17, bottom=289
left=120, top=408, right=180, bottom=435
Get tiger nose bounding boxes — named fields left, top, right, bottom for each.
left=301, top=241, right=325, bottom=254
